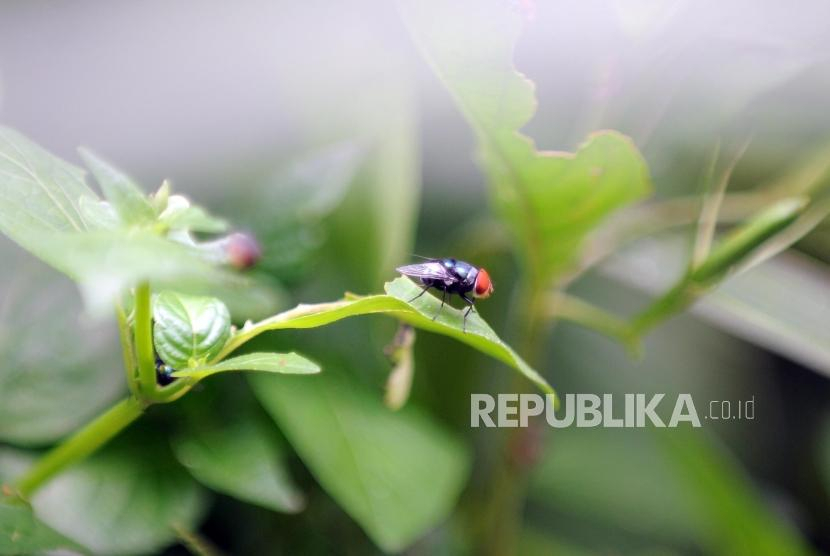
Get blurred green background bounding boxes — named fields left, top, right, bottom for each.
left=1, top=0, right=830, bottom=554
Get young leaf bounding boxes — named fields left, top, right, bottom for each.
left=78, top=148, right=156, bottom=226
left=153, top=292, right=231, bottom=369
left=250, top=371, right=471, bottom=552
left=173, top=352, right=320, bottom=380
left=398, top=0, right=651, bottom=284
left=0, top=495, right=87, bottom=555
left=172, top=415, right=305, bottom=513
left=159, top=195, right=228, bottom=233
left=216, top=277, right=554, bottom=396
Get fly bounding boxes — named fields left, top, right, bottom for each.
left=396, top=257, right=494, bottom=332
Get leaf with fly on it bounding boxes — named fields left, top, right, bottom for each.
left=217, top=276, right=554, bottom=396
left=398, top=0, right=651, bottom=285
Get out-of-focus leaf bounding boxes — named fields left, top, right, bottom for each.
left=218, top=277, right=553, bottom=395
left=159, top=195, right=228, bottom=233
left=0, top=495, right=87, bottom=555
left=602, top=235, right=830, bottom=376
left=398, top=0, right=651, bottom=285
left=530, top=428, right=706, bottom=544
left=0, top=434, right=208, bottom=556
left=174, top=352, right=320, bottom=380
left=530, top=427, right=808, bottom=555
left=78, top=198, right=119, bottom=230
left=78, top=147, right=155, bottom=226
left=21, top=229, right=251, bottom=316
left=325, top=79, right=419, bottom=290
left=237, top=141, right=365, bottom=277
left=172, top=414, right=305, bottom=513
left=153, top=292, right=231, bottom=369
left=0, top=127, right=97, bottom=245
left=250, top=371, right=470, bottom=552
left=657, top=428, right=809, bottom=555
left=0, top=255, right=123, bottom=446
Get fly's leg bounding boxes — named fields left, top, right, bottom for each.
left=408, top=284, right=431, bottom=303
left=432, top=289, right=447, bottom=321
left=461, top=294, right=475, bottom=333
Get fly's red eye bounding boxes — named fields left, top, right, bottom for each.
left=474, top=269, right=493, bottom=298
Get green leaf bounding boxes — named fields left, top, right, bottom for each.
left=218, top=276, right=553, bottom=395
left=0, top=127, right=97, bottom=247
left=21, top=229, right=262, bottom=317
left=174, top=352, right=320, bottom=380
left=250, top=371, right=471, bottom=552
left=153, top=292, right=231, bottom=369
left=0, top=495, right=86, bottom=555
left=0, top=434, right=208, bottom=556
left=159, top=195, right=228, bottom=233
left=398, top=0, right=651, bottom=284
left=0, top=255, right=124, bottom=446
left=78, top=197, right=120, bottom=230
left=78, top=147, right=156, bottom=225
left=172, top=414, right=305, bottom=513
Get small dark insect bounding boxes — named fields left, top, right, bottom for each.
left=155, top=357, right=176, bottom=386
left=396, top=257, right=494, bottom=332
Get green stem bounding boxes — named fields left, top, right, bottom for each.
left=15, top=397, right=144, bottom=498
left=549, top=292, right=639, bottom=352
left=116, top=303, right=138, bottom=396
left=134, top=283, right=157, bottom=399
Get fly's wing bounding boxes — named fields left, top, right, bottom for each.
left=396, top=261, right=453, bottom=281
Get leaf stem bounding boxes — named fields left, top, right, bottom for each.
left=547, top=292, right=640, bottom=353
left=134, top=282, right=157, bottom=399
left=15, top=397, right=144, bottom=498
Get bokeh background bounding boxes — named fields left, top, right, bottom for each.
left=1, top=0, right=830, bottom=554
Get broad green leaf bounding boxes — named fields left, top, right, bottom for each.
left=174, top=352, right=320, bottom=380
left=398, top=0, right=651, bottom=284
left=250, top=371, right=471, bottom=552
left=159, top=195, right=228, bottom=233
left=0, top=434, right=208, bottom=556
left=218, top=277, right=553, bottom=395
left=0, top=254, right=124, bottom=446
left=0, top=495, right=86, bottom=555
left=18, top=228, right=265, bottom=317
left=172, top=414, right=305, bottom=513
left=78, top=147, right=156, bottom=225
left=0, top=127, right=97, bottom=248
left=153, top=292, right=231, bottom=369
